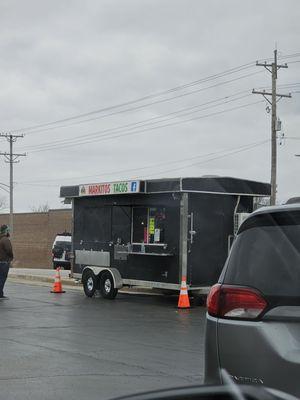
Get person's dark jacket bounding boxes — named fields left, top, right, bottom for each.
left=0, top=234, right=13, bottom=262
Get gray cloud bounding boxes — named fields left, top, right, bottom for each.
left=0, top=0, right=299, bottom=211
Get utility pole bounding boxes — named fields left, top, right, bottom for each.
left=0, top=134, right=26, bottom=236
left=252, top=49, right=291, bottom=205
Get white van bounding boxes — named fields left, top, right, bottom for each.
left=52, top=233, right=72, bottom=270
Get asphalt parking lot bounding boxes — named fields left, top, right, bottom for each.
left=0, top=282, right=206, bottom=400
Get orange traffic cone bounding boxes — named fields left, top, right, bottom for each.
left=178, top=276, right=190, bottom=308
left=51, top=268, right=65, bottom=293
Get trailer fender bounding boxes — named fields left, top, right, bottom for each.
left=82, top=266, right=123, bottom=289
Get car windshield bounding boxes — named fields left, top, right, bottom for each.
left=224, top=211, right=300, bottom=297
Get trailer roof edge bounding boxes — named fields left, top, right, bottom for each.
left=60, top=176, right=271, bottom=199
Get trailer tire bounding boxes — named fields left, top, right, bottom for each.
left=99, top=271, right=118, bottom=299
left=82, top=270, right=98, bottom=298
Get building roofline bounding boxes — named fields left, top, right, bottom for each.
left=0, top=208, right=71, bottom=217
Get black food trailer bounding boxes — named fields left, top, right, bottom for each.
left=60, top=176, right=270, bottom=299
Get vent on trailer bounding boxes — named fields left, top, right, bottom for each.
left=234, top=213, right=250, bottom=235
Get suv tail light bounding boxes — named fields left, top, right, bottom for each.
left=207, top=284, right=268, bottom=320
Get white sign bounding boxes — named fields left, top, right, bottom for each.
left=79, top=180, right=141, bottom=197
left=154, top=229, right=160, bottom=243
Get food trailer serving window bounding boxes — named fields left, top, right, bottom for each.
left=132, top=207, right=166, bottom=244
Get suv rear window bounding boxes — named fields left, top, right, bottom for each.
left=55, top=241, right=71, bottom=251
left=224, top=210, right=300, bottom=297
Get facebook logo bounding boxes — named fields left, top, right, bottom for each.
left=131, top=181, right=138, bottom=192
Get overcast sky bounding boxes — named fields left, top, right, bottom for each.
left=0, top=0, right=299, bottom=212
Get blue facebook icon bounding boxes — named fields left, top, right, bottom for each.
left=131, top=181, right=137, bottom=192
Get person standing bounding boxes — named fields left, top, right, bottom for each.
left=0, top=224, right=13, bottom=299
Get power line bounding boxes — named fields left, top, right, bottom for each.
left=16, top=139, right=269, bottom=186
left=10, top=52, right=300, bottom=135
left=257, top=82, right=300, bottom=92
left=278, top=82, right=300, bottom=86
left=21, top=100, right=264, bottom=153
left=9, top=62, right=258, bottom=134
left=20, top=91, right=251, bottom=151
left=29, top=100, right=264, bottom=152
left=278, top=52, right=300, bottom=60
left=0, top=184, right=9, bottom=194
left=134, top=140, right=270, bottom=179
left=21, top=140, right=264, bottom=183
left=6, top=52, right=300, bottom=136
left=20, top=70, right=263, bottom=136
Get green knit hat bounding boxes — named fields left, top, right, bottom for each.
left=0, top=225, right=9, bottom=235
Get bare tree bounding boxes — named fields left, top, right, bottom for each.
left=254, top=197, right=271, bottom=210
left=0, top=196, right=7, bottom=211
left=30, top=203, right=50, bottom=213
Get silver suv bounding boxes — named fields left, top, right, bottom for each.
left=205, top=204, right=300, bottom=396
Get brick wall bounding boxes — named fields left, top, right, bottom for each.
left=0, top=209, right=72, bottom=269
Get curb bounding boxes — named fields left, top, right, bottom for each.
left=8, top=274, right=78, bottom=286
left=7, top=273, right=159, bottom=295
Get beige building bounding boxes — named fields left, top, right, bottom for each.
left=0, top=209, right=72, bottom=269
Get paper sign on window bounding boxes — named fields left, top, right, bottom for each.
left=149, top=218, right=155, bottom=235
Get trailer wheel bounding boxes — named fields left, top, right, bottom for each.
left=82, top=270, right=98, bottom=297
left=99, top=271, right=118, bottom=299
